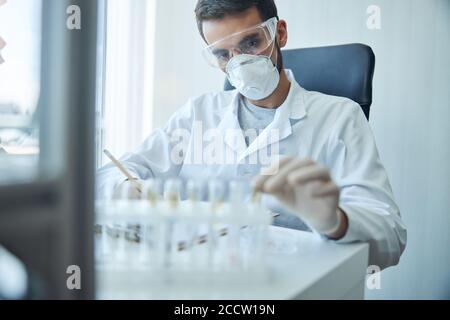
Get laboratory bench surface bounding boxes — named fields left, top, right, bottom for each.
left=97, top=226, right=369, bottom=300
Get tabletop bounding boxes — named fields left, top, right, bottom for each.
left=96, top=226, right=369, bottom=300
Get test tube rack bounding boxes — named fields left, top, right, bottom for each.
left=95, top=179, right=274, bottom=279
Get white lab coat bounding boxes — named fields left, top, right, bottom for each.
left=97, top=70, right=407, bottom=270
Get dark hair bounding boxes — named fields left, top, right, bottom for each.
left=195, top=0, right=279, bottom=41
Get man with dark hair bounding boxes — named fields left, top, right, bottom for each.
left=98, top=0, right=406, bottom=269
left=196, top=0, right=284, bottom=71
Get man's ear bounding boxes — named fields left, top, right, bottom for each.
left=277, top=20, right=288, bottom=48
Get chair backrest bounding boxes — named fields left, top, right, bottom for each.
left=224, top=43, right=375, bottom=120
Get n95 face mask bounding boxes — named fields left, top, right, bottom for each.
left=226, top=53, right=280, bottom=101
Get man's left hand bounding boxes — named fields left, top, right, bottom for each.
left=254, top=156, right=348, bottom=239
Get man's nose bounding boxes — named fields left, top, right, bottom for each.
left=230, top=49, right=242, bottom=58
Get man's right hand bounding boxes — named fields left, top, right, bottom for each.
left=114, top=179, right=142, bottom=200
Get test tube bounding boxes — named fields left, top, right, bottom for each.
left=187, top=180, right=202, bottom=204
left=110, top=182, right=132, bottom=265
left=208, top=180, right=225, bottom=211
left=251, top=189, right=262, bottom=205
left=229, top=180, right=246, bottom=208
left=164, top=178, right=182, bottom=209
left=102, top=183, right=123, bottom=265
left=163, top=178, right=182, bottom=268
left=96, top=182, right=116, bottom=262
left=208, top=180, right=226, bottom=269
left=138, top=179, right=161, bottom=265
left=186, top=179, right=202, bottom=241
left=249, top=184, right=267, bottom=268
left=175, top=179, right=195, bottom=269
left=227, top=180, right=247, bottom=270
left=141, top=178, right=162, bottom=207
left=184, top=180, right=209, bottom=269
left=117, top=182, right=141, bottom=245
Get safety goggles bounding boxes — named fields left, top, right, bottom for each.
left=202, top=17, right=278, bottom=69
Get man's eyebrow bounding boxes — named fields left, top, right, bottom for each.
left=212, top=48, right=228, bottom=55
left=209, top=32, right=261, bottom=55
left=237, top=32, right=260, bottom=46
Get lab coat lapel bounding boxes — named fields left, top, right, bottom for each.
left=237, top=79, right=307, bottom=162
left=216, top=92, right=247, bottom=156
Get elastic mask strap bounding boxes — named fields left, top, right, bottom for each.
left=268, top=37, right=279, bottom=70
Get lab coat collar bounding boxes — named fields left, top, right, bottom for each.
left=284, top=69, right=307, bottom=120
left=216, top=93, right=247, bottom=155
left=217, top=69, right=307, bottom=159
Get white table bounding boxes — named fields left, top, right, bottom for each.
left=97, top=226, right=368, bottom=300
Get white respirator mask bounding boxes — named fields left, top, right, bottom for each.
left=225, top=48, right=280, bottom=101
left=202, top=17, right=280, bottom=101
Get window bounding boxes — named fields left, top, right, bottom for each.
left=0, top=0, right=42, bottom=183
left=0, top=0, right=99, bottom=299
left=96, top=0, right=156, bottom=168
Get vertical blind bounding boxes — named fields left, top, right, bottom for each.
left=98, top=0, right=155, bottom=167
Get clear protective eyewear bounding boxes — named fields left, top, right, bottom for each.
left=202, top=17, right=278, bottom=69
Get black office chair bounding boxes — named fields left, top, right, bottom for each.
left=224, top=43, right=375, bottom=120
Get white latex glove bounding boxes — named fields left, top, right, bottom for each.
left=114, top=178, right=143, bottom=200
left=254, top=157, right=346, bottom=237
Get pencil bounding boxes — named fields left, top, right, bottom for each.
left=103, top=149, right=142, bottom=192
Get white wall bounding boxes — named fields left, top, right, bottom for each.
left=151, top=0, right=224, bottom=129
left=151, top=0, right=450, bottom=299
